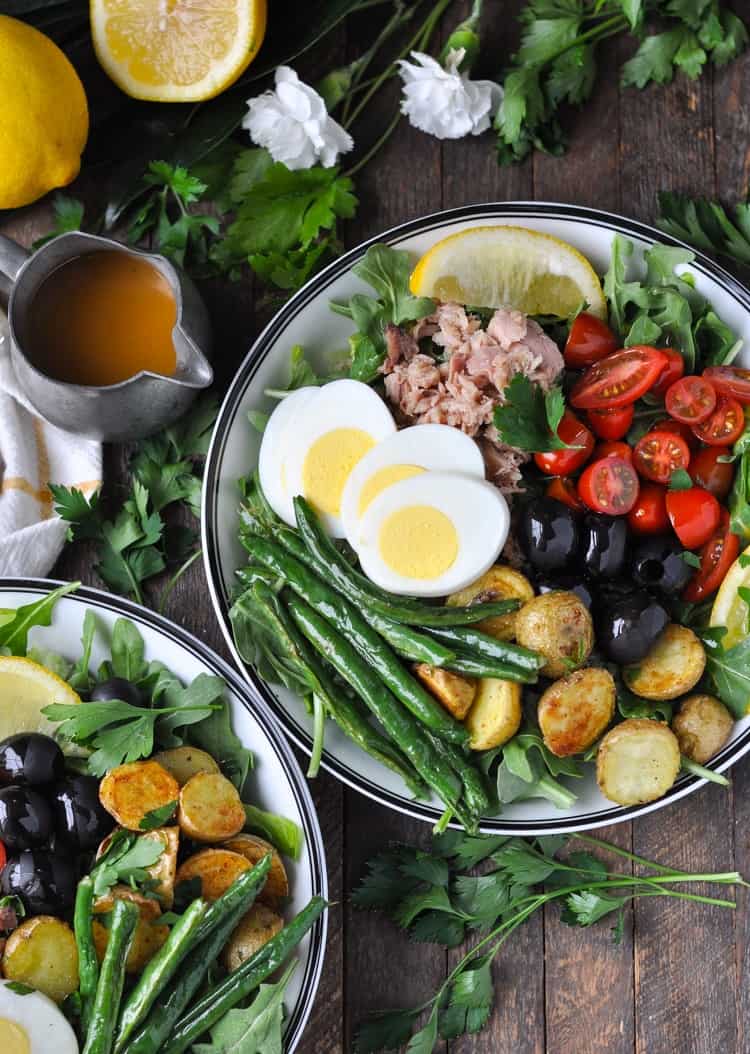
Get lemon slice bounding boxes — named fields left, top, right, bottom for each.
left=90, top=0, right=267, bottom=102
left=0, top=656, right=81, bottom=743
left=410, top=225, right=607, bottom=319
left=710, top=544, right=750, bottom=649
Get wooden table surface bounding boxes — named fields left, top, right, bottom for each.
left=3, top=2, right=750, bottom=1050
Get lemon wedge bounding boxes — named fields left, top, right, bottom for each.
left=710, top=544, right=750, bottom=649
left=409, top=225, right=607, bottom=319
left=0, top=656, right=81, bottom=743
left=90, top=0, right=267, bottom=102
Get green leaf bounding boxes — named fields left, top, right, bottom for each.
left=0, top=583, right=79, bottom=656
left=404, top=1011, right=438, bottom=1054
left=682, top=550, right=702, bottom=569
left=669, top=468, right=694, bottom=490
left=409, top=911, right=466, bottom=947
left=32, top=194, right=85, bottom=249
left=4, top=981, right=34, bottom=996
left=493, top=375, right=572, bottom=452
left=602, top=235, right=649, bottom=338
left=432, top=831, right=509, bottom=869
left=189, top=692, right=253, bottom=793
left=139, top=800, right=178, bottom=830
left=619, top=0, right=644, bottom=30
left=193, top=959, right=297, bottom=1054
left=110, top=618, right=149, bottom=683
left=491, top=841, right=560, bottom=885
left=517, top=14, right=582, bottom=67
left=91, top=830, right=165, bottom=898
left=288, top=344, right=321, bottom=390
left=243, top=803, right=303, bottom=861
left=453, top=873, right=511, bottom=929
left=392, top=885, right=455, bottom=929
left=621, top=28, right=686, bottom=89
left=547, top=43, right=596, bottom=106
left=561, top=889, right=627, bottom=927
left=450, top=955, right=493, bottom=1010
left=712, top=10, right=749, bottom=67
left=352, top=850, right=421, bottom=911
left=68, top=610, right=97, bottom=693
left=701, top=629, right=750, bottom=717
left=354, top=1010, right=420, bottom=1053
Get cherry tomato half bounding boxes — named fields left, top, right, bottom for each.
left=594, top=440, right=633, bottom=463
left=665, top=485, right=721, bottom=549
left=665, top=375, right=717, bottom=424
left=564, top=312, right=619, bottom=369
left=545, top=477, right=584, bottom=512
left=633, top=430, right=691, bottom=484
left=577, top=457, right=640, bottom=515
left=683, top=523, right=741, bottom=603
left=588, top=405, right=634, bottom=441
left=570, top=347, right=668, bottom=411
left=534, top=411, right=594, bottom=477
left=702, top=366, right=750, bottom=405
left=649, top=417, right=700, bottom=450
left=692, top=395, right=745, bottom=446
left=651, top=348, right=686, bottom=399
left=689, top=445, right=735, bottom=499
left=627, top=483, right=669, bottom=534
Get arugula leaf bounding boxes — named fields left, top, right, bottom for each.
left=91, top=830, right=165, bottom=898
left=700, top=628, right=750, bottom=717
left=193, top=959, right=297, bottom=1054
left=68, top=610, right=97, bottom=694
left=243, top=803, right=303, bottom=861
left=669, top=468, right=694, bottom=490
left=0, top=583, right=79, bottom=657
left=493, top=375, right=572, bottom=452
left=139, top=800, right=178, bottom=830
left=4, top=981, right=34, bottom=996
left=32, top=194, right=85, bottom=249
left=658, top=189, right=750, bottom=268
left=110, top=618, right=149, bottom=683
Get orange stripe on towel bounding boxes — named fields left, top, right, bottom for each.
left=1, top=477, right=102, bottom=507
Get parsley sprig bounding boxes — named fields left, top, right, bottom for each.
left=353, top=831, right=747, bottom=1052
left=492, top=374, right=575, bottom=453
left=658, top=189, right=750, bottom=267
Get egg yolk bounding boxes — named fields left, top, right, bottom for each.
left=303, top=428, right=375, bottom=516
left=358, top=465, right=425, bottom=516
left=0, top=1018, right=30, bottom=1054
left=378, top=505, right=458, bottom=580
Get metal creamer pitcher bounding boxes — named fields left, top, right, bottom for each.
left=0, top=231, right=213, bottom=441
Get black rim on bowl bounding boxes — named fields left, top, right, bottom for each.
left=201, top=201, right=750, bottom=834
left=0, top=578, right=327, bottom=1053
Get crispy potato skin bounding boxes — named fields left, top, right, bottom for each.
left=99, top=760, right=180, bottom=831
left=596, top=718, right=681, bottom=806
left=413, top=664, right=476, bottom=720
left=97, top=826, right=179, bottom=908
left=222, top=833, right=289, bottom=906
left=92, top=886, right=169, bottom=973
left=672, top=694, right=734, bottom=764
left=2, top=916, right=79, bottom=1003
left=447, top=565, right=534, bottom=640
left=153, top=746, right=220, bottom=786
left=222, top=903, right=284, bottom=973
left=538, top=667, right=616, bottom=757
left=175, top=848, right=250, bottom=902
left=464, top=678, right=522, bottom=751
left=515, top=591, right=593, bottom=678
left=623, top=624, right=706, bottom=701
left=177, top=771, right=245, bottom=842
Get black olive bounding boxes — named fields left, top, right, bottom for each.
left=631, top=535, right=693, bottom=594
left=1, top=850, right=76, bottom=914
left=90, top=676, right=144, bottom=707
left=51, top=775, right=114, bottom=852
left=580, top=514, right=627, bottom=579
left=535, top=575, right=594, bottom=608
left=0, top=785, right=53, bottom=851
left=0, top=733, right=65, bottom=787
left=594, top=589, right=670, bottom=665
left=519, top=497, right=580, bottom=575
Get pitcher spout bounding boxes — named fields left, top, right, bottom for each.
left=173, top=328, right=214, bottom=389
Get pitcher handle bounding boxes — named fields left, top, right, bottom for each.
left=0, top=235, right=29, bottom=285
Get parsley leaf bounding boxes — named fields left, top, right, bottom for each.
left=658, top=189, right=750, bottom=267
left=91, top=830, right=165, bottom=898
left=128, top=161, right=219, bottom=270
left=32, top=194, right=85, bottom=249
left=139, top=800, right=178, bottom=831
left=493, top=375, right=573, bottom=452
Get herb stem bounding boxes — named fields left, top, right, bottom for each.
left=158, top=549, right=202, bottom=615
left=572, top=834, right=690, bottom=876
left=307, top=692, right=325, bottom=778
left=681, top=755, right=731, bottom=787
left=343, top=110, right=402, bottom=179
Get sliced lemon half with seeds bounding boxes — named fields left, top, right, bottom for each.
left=409, top=225, right=607, bottom=319
left=0, top=655, right=81, bottom=743
left=710, top=543, right=750, bottom=650
left=90, top=0, right=267, bottom=102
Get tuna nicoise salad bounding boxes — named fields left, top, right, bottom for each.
left=0, top=584, right=321, bottom=1054
left=231, top=224, right=750, bottom=832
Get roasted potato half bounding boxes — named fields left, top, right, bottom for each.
left=538, top=667, right=616, bottom=757
left=464, top=678, right=522, bottom=751
left=175, top=848, right=250, bottom=902
left=596, top=718, right=681, bottom=806
left=623, top=624, right=706, bottom=701
left=97, top=826, right=179, bottom=908
left=153, top=746, right=219, bottom=786
left=99, top=760, right=179, bottom=831
left=222, top=833, right=289, bottom=906
left=223, top=903, right=284, bottom=973
left=672, top=694, right=734, bottom=764
left=446, top=565, right=534, bottom=641
left=413, top=664, right=476, bottom=720
left=92, top=886, right=169, bottom=973
left=2, top=916, right=78, bottom=1003
left=178, top=771, right=245, bottom=842
left=514, top=591, right=593, bottom=678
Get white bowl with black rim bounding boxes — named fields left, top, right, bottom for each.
left=0, top=579, right=327, bottom=1052
left=201, top=202, right=750, bottom=835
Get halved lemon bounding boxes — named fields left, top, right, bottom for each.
left=0, top=655, right=81, bottom=743
left=90, top=0, right=267, bottom=102
left=409, top=226, right=607, bottom=319
left=710, top=543, right=750, bottom=649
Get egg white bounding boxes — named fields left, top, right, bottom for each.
left=258, top=386, right=319, bottom=525
left=284, top=379, right=397, bottom=536
left=356, top=472, right=510, bottom=597
left=0, top=981, right=79, bottom=1054
left=340, top=423, right=486, bottom=548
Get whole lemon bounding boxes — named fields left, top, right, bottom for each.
left=0, top=16, right=89, bottom=209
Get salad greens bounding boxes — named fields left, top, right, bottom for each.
left=658, top=189, right=750, bottom=268
left=192, top=960, right=297, bottom=1054
left=492, top=374, right=573, bottom=453
left=0, top=582, right=80, bottom=656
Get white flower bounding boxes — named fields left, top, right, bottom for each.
left=397, top=48, right=502, bottom=140
left=243, top=66, right=354, bottom=170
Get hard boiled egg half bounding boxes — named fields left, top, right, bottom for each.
left=0, top=980, right=79, bottom=1054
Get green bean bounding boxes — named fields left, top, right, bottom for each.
left=361, top=607, right=457, bottom=665
left=161, top=896, right=328, bottom=1054
left=426, top=731, right=489, bottom=820
left=428, top=624, right=542, bottom=671
left=293, top=496, right=521, bottom=626
left=245, top=535, right=468, bottom=746
left=123, top=856, right=272, bottom=1054
left=82, top=899, right=139, bottom=1054
left=114, top=898, right=207, bottom=1053
left=444, top=655, right=538, bottom=683
left=74, top=877, right=99, bottom=1035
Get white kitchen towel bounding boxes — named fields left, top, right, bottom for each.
left=0, top=305, right=102, bottom=576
